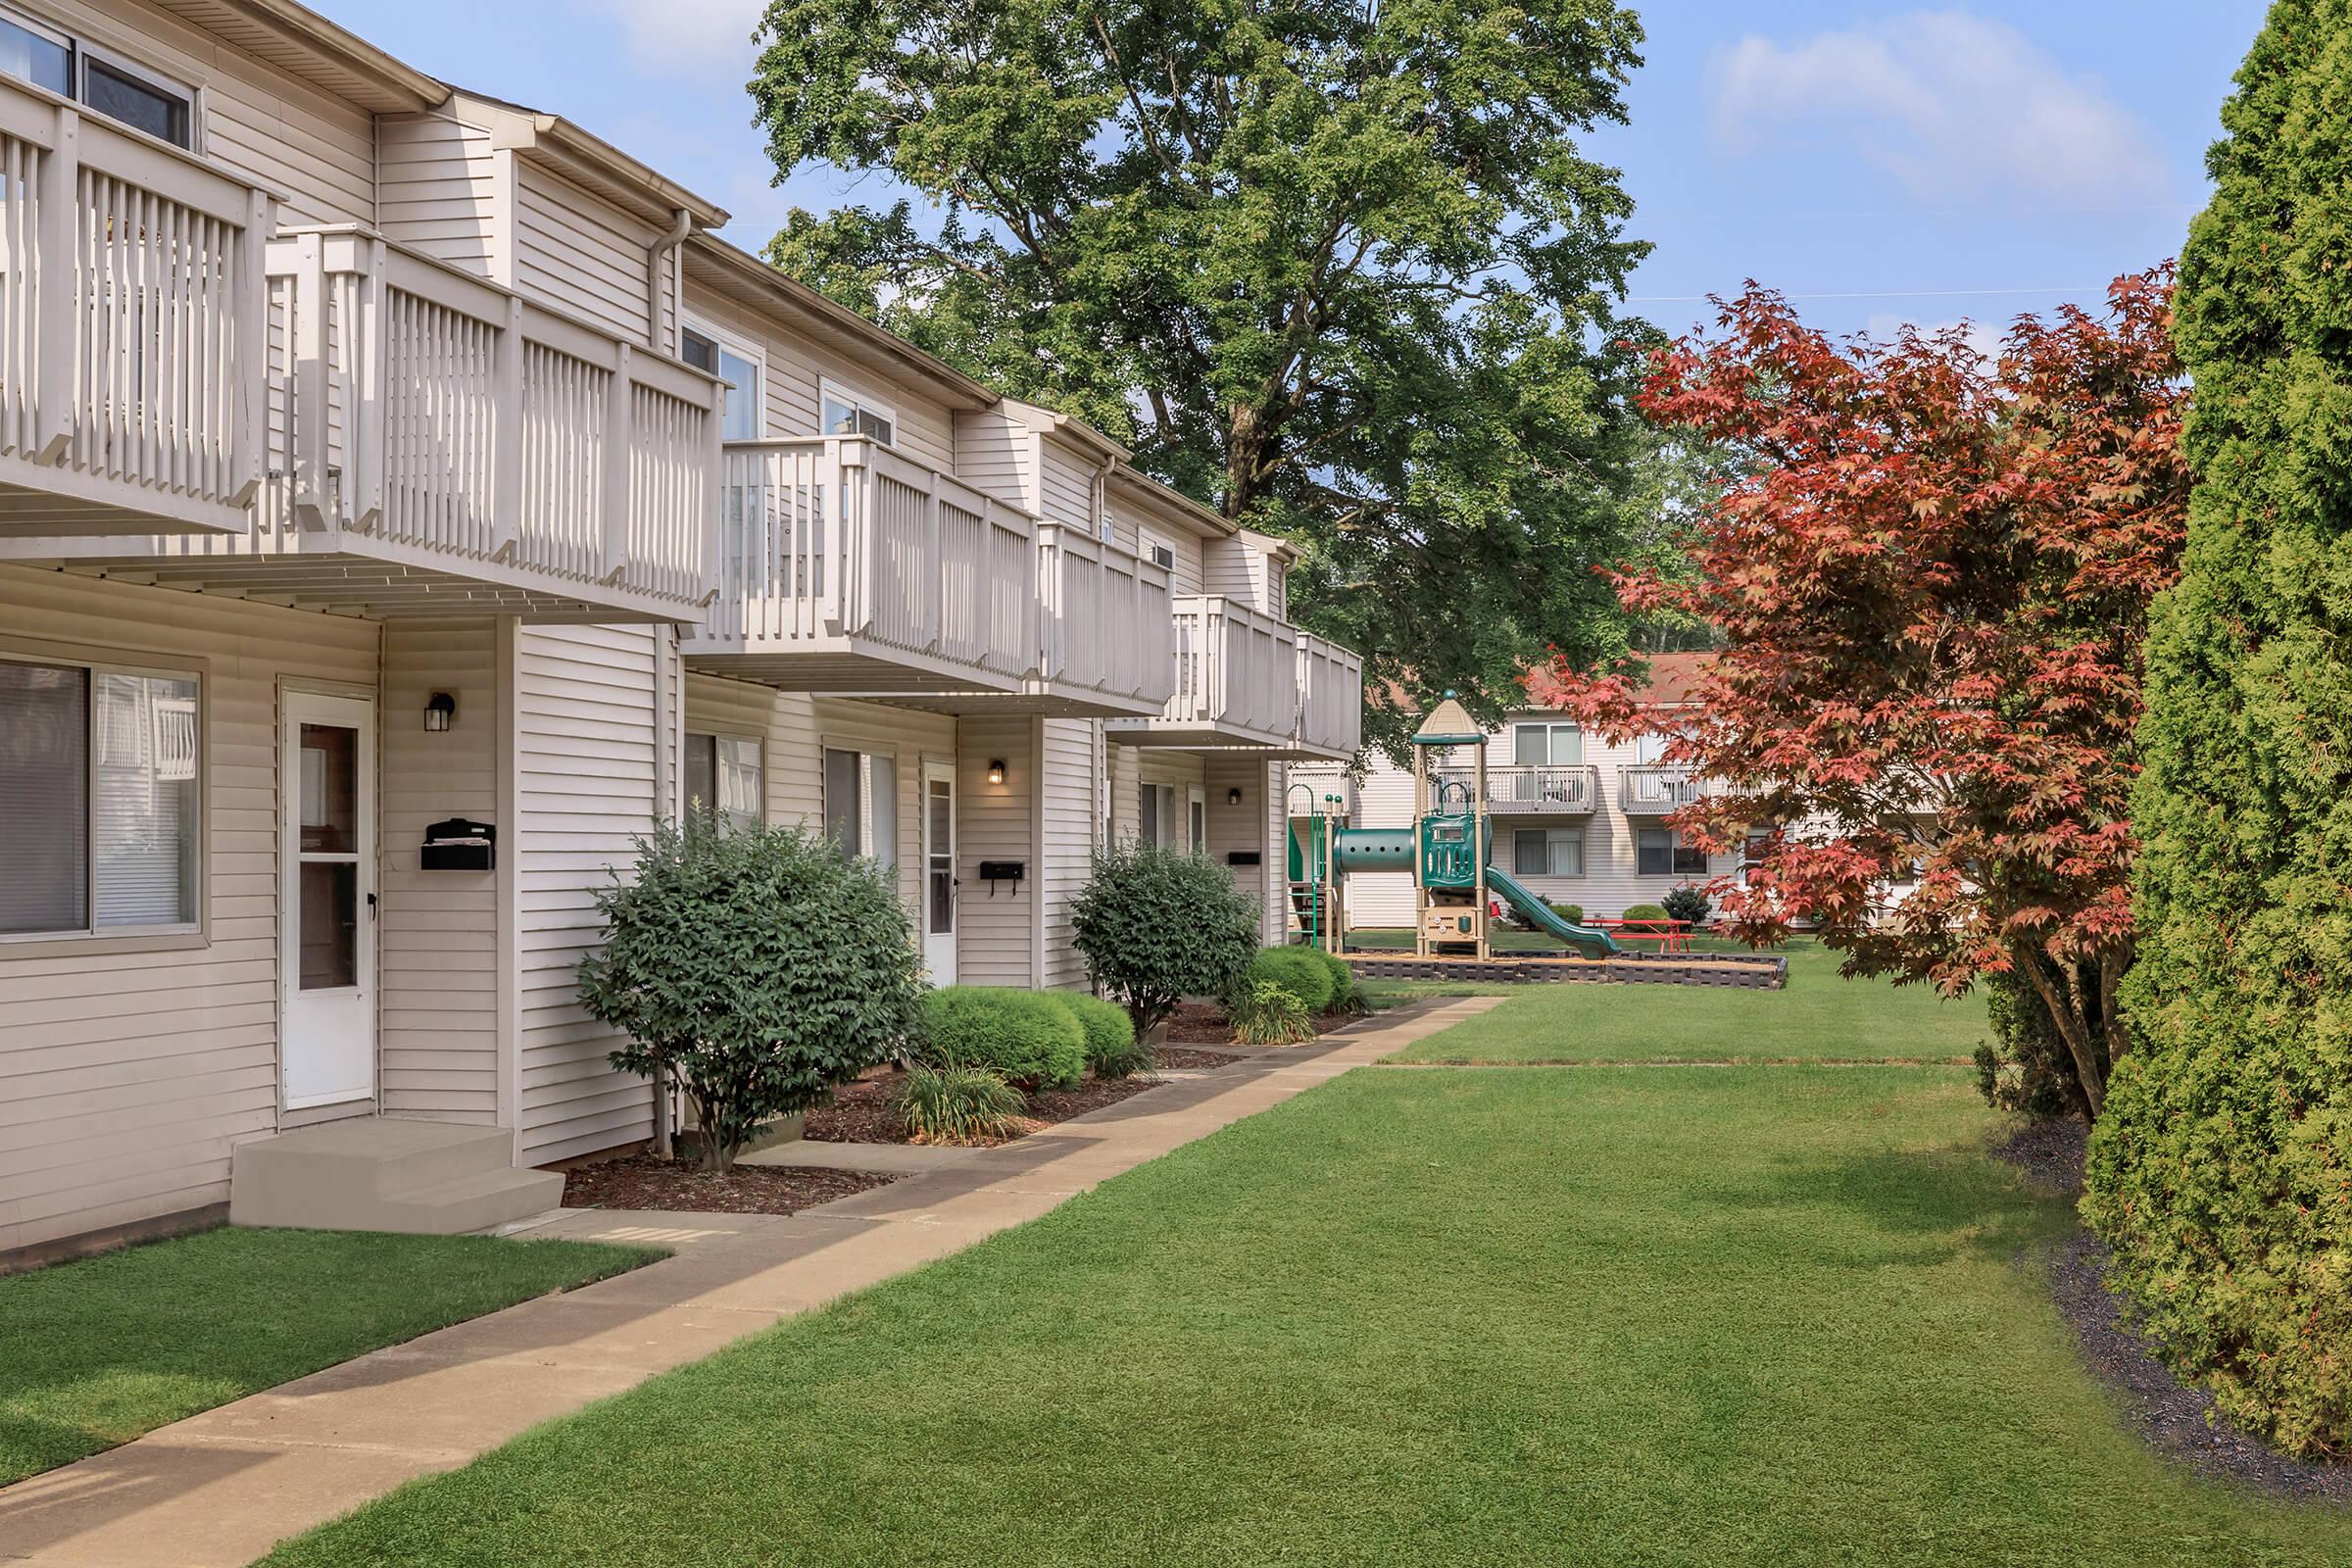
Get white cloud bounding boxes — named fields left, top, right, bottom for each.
left=1863, top=313, right=2004, bottom=366
left=577, top=0, right=764, bottom=74
left=1708, top=12, right=2168, bottom=209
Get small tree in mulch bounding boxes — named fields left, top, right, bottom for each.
left=579, top=814, right=927, bottom=1173
left=1070, top=843, right=1259, bottom=1038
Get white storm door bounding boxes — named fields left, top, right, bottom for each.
left=280, top=692, right=376, bottom=1109
left=922, top=761, right=957, bottom=983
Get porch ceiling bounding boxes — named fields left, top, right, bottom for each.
left=22, top=556, right=691, bottom=622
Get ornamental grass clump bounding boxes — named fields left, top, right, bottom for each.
left=892, top=1063, right=1024, bottom=1146
left=579, top=814, right=925, bottom=1173
left=1070, top=843, right=1259, bottom=1037
left=1232, top=981, right=1313, bottom=1047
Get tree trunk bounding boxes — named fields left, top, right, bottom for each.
left=2012, top=945, right=2108, bottom=1119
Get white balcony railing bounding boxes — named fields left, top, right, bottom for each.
left=1037, top=522, right=1176, bottom=710
left=696, top=436, right=1033, bottom=689
left=0, top=84, right=270, bottom=534
left=1436, top=763, right=1599, bottom=813
left=1620, top=764, right=1702, bottom=814
left=1106, top=595, right=1298, bottom=746
left=1294, top=632, right=1361, bottom=759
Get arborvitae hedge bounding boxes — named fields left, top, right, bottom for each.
left=2082, top=0, right=2352, bottom=1458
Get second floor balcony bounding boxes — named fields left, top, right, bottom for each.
left=1620, top=763, right=1703, bottom=814
left=1108, top=597, right=1362, bottom=760
left=1, top=225, right=721, bottom=619
left=1435, top=762, right=1601, bottom=814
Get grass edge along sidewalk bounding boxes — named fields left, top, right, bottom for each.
left=262, top=1061, right=2347, bottom=1568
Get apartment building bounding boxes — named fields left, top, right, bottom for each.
left=0, top=0, right=1358, bottom=1261
left=1290, top=656, right=1723, bottom=930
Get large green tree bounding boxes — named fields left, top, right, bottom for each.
left=747, top=0, right=1662, bottom=757
left=2083, top=0, right=2352, bottom=1459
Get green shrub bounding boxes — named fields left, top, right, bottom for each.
left=1661, top=886, right=1711, bottom=927
left=1070, top=843, right=1260, bottom=1034
left=1620, top=903, right=1668, bottom=924
left=1335, top=981, right=1374, bottom=1019
left=1239, top=946, right=1339, bottom=1014
left=1054, top=993, right=1146, bottom=1078
left=1231, top=981, right=1313, bottom=1046
left=922, top=987, right=1086, bottom=1091
left=580, top=815, right=925, bottom=1173
left=892, top=1062, right=1024, bottom=1145
left=1972, top=973, right=2088, bottom=1119
left=1315, top=949, right=1354, bottom=1007
left=2082, top=9, right=2352, bottom=1457
left=1548, top=903, right=1584, bottom=925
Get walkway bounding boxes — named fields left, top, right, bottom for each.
left=0, top=998, right=1499, bottom=1568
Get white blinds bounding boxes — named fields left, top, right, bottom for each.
left=867, top=754, right=897, bottom=870
left=0, top=662, right=88, bottom=934
left=93, top=673, right=198, bottom=926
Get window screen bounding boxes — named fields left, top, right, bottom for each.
left=0, top=662, right=89, bottom=934
left=93, top=673, right=197, bottom=925
left=684, top=732, right=715, bottom=821
left=823, top=747, right=861, bottom=858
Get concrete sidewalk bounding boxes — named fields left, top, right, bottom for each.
left=0, top=997, right=1497, bottom=1568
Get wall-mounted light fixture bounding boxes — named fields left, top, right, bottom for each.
left=1227, top=787, right=1244, bottom=807
left=987, top=759, right=1006, bottom=786
left=424, top=691, right=457, bottom=732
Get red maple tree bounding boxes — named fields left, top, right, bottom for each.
left=1554, top=270, right=2186, bottom=1116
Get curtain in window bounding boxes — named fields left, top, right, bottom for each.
left=93, top=673, right=197, bottom=926
left=0, top=662, right=88, bottom=934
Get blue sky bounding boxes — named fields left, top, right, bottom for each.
left=313, top=0, right=2267, bottom=342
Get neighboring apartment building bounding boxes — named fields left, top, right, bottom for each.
left=0, top=0, right=1358, bottom=1261
left=1290, top=656, right=1724, bottom=930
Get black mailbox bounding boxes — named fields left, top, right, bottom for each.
left=1226, top=850, right=1263, bottom=867
left=421, top=817, right=496, bottom=871
left=976, top=859, right=1025, bottom=894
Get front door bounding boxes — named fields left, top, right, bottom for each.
left=922, top=761, right=956, bottom=983
left=280, top=692, right=375, bottom=1109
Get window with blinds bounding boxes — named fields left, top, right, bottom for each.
left=0, top=659, right=199, bottom=937
left=821, top=747, right=898, bottom=867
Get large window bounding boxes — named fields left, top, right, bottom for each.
left=1510, top=828, right=1584, bottom=878
left=684, top=731, right=762, bottom=834
left=679, top=324, right=762, bottom=443
left=822, top=747, right=899, bottom=867
left=1, top=657, right=199, bottom=937
left=1139, top=781, right=1201, bottom=851
left=1512, top=722, right=1584, bottom=766
left=0, top=9, right=192, bottom=148
left=1636, top=828, right=1706, bottom=878
left=819, top=379, right=896, bottom=446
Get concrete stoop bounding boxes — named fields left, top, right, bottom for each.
left=228, top=1118, right=563, bottom=1235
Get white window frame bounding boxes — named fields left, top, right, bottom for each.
left=683, top=727, right=764, bottom=834
left=1510, top=827, right=1584, bottom=879
left=1512, top=721, right=1584, bottom=767
left=0, top=647, right=204, bottom=944
left=0, top=6, right=201, bottom=153
left=1186, top=785, right=1207, bottom=854
left=1636, top=827, right=1707, bottom=879
left=821, top=741, right=903, bottom=866
left=680, top=317, right=766, bottom=443
left=1138, top=528, right=1178, bottom=572
left=818, top=376, right=898, bottom=448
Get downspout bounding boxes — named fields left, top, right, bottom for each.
left=645, top=207, right=693, bottom=352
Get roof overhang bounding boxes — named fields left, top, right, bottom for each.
left=449, top=90, right=729, bottom=229
left=1105, top=466, right=1236, bottom=540
left=145, top=0, right=447, bottom=114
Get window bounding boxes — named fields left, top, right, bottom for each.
left=819, top=379, right=895, bottom=446
left=1512, top=722, right=1584, bottom=767
left=1188, top=787, right=1206, bottom=854
left=684, top=731, right=762, bottom=833
left=1634, top=732, right=1671, bottom=765
left=1636, top=828, right=1706, bottom=878
left=1139, top=782, right=1169, bottom=848
left=0, top=10, right=193, bottom=149
left=822, top=746, right=899, bottom=865
left=1139, top=530, right=1177, bottom=571
left=0, top=657, right=199, bottom=937
left=680, top=324, right=762, bottom=443
left=1140, top=781, right=1200, bottom=850
left=1510, top=828, right=1584, bottom=878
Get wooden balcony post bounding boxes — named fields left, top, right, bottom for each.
left=345, top=233, right=387, bottom=530
left=226, top=188, right=271, bottom=508
left=30, top=104, right=76, bottom=466
left=289, top=231, right=331, bottom=530
left=602, top=341, right=633, bottom=583
left=921, top=463, right=943, bottom=653
left=489, top=292, right=524, bottom=560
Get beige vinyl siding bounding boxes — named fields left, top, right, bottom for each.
left=1204, top=756, right=1280, bottom=943
left=1037, top=718, right=1099, bottom=989
left=376, top=618, right=499, bottom=1125
left=374, top=114, right=500, bottom=278
left=513, top=624, right=661, bottom=1164
left=1106, top=739, right=1143, bottom=843
left=682, top=286, right=958, bottom=469
left=514, top=163, right=665, bottom=347
left=955, top=715, right=1033, bottom=986
left=0, top=565, right=378, bottom=1255
left=40, top=0, right=375, bottom=225
left=1204, top=537, right=1285, bottom=617
left=953, top=409, right=1037, bottom=514
left=1107, top=498, right=1207, bottom=596
left=1036, top=434, right=1099, bottom=528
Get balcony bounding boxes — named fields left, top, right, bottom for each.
left=1435, top=763, right=1600, bottom=814
left=1032, top=522, right=1176, bottom=717
left=1108, top=596, right=1301, bottom=751
left=1620, top=764, right=1702, bottom=814
left=1294, top=632, right=1362, bottom=760
left=1, top=227, right=720, bottom=619
left=0, top=87, right=270, bottom=536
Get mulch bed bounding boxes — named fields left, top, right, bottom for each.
left=1994, top=1118, right=2352, bottom=1503
left=1152, top=1046, right=1251, bottom=1069
left=561, top=1152, right=900, bottom=1216
left=802, top=1068, right=1164, bottom=1148
left=1164, top=999, right=1356, bottom=1045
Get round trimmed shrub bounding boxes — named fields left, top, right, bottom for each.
left=1548, top=902, right=1585, bottom=925
left=1314, top=949, right=1353, bottom=1007
left=1240, top=946, right=1339, bottom=1014
left=1620, top=903, right=1669, bottom=924
left=1071, top=842, right=1260, bottom=1034
left=1054, top=993, right=1144, bottom=1078
left=922, top=986, right=1085, bottom=1090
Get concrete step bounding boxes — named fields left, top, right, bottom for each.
left=230, top=1118, right=553, bottom=1234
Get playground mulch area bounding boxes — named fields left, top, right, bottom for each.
left=560, top=1154, right=899, bottom=1215
left=802, top=1068, right=1163, bottom=1147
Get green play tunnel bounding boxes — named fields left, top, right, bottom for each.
left=1288, top=822, right=1418, bottom=881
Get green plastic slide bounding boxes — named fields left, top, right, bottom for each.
left=1483, top=867, right=1621, bottom=958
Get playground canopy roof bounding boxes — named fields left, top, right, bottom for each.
left=1412, top=697, right=1484, bottom=747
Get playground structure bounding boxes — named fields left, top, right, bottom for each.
left=1287, top=695, right=1625, bottom=962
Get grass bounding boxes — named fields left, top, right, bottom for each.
left=1380, top=935, right=1991, bottom=1063
left=0, top=1227, right=661, bottom=1486
left=263, top=1060, right=2350, bottom=1567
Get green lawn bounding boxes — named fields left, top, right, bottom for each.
left=265, top=1061, right=2347, bottom=1567
left=1380, top=936, right=1990, bottom=1063
left=0, top=1227, right=660, bottom=1486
